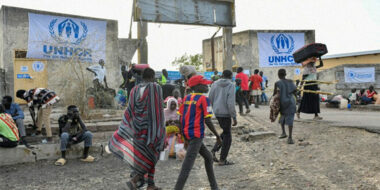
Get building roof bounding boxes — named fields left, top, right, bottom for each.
left=322, top=50, right=380, bottom=59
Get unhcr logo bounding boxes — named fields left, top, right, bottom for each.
left=49, top=18, right=88, bottom=45
left=270, top=33, right=295, bottom=54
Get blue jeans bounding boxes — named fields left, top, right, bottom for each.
left=261, top=88, right=268, bottom=102
left=60, top=131, right=93, bottom=151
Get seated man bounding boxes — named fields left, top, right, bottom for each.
left=55, top=105, right=94, bottom=166
left=0, top=104, right=19, bottom=148
left=2, top=96, right=31, bottom=147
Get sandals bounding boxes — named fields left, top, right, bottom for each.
left=212, top=151, right=219, bottom=163
left=218, top=160, right=235, bottom=166
left=287, top=138, right=294, bottom=144
left=80, top=155, right=95, bottom=162
left=55, top=158, right=67, bottom=166
left=126, top=181, right=138, bottom=190
left=279, top=134, right=288, bottom=139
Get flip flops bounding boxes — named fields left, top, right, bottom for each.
left=219, top=160, right=235, bottom=166
left=55, top=158, right=67, bottom=166
left=80, top=155, right=95, bottom=162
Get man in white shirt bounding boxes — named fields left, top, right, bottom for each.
left=87, top=59, right=108, bottom=89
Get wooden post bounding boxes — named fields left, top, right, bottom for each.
left=137, top=22, right=148, bottom=64
left=223, top=27, right=233, bottom=70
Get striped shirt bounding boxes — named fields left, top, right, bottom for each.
left=178, top=93, right=213, bottom=140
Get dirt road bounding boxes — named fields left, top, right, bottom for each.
left=1, top=107, right=379, bottom=190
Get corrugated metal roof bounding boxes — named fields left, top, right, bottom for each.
left=322, top=50, right=380, bottom=59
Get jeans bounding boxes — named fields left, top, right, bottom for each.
left=237, top=91, right=250, bottom=113
left=212, top=117, right=232, bottom=161
left=175, top=138, right=218, bottom=190
left=15, top=119, right=26, bottom=137
left=60, top=131, right=93, bottom=151
left=261, top=88, right=268, bottom=103
left=36, top=106, right=52, bottom=137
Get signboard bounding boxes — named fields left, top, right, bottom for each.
left=344, top=67, right=375, bottom=83
left=134, top=0, right=235, bottom=26
left=27, top=13, right=107, bottom=62
left=167, top=71, right=182, bottom=80
left=20, top=66, right=29, bottom=72
left=258, top=33, right=305, bottom=67
left=204, top=72, right=221, bottom=80
left=17, top=74, right=32, bottom=79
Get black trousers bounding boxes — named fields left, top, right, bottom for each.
left=212, top=117, right=232, bottom=161
left=0, top=135, right=18, bottom=148
left=175, top=138, right=218, bottom=190
left=237, top=91, right=250, bottom=113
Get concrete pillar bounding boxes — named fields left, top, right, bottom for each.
left=137, top=22, right=148, bottom=64
left=223, top=27, right=233, bottom=71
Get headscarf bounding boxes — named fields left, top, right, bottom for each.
left=164, top=97, right=179, bottom=122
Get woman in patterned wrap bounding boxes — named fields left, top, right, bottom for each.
left=108, top=68, right=165, bottom=190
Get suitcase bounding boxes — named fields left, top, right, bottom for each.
left=293, top=43, right=328, bottom=63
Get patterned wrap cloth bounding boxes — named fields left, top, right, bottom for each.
left=109, top=82, right=166, bottom=185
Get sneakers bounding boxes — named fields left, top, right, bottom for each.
left=245, top=109, right=251, bottom=114
left=55, top=158, right=67, bottom=166
left=313, top=116, right=323, bottom=120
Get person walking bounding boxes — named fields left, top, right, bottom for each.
left=108, top=68, right=165, bottom=190
left=209, top=70, right=237, bottom=165
left=235, top=67, right=250, bottom=115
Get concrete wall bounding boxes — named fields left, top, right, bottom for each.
left=320, top=54, right=380, bottom=71
left=118, top=38, right=140, bottom=65
left=0, top=6, right=121, bottom=101
left=318, top=64, right=380, bottom=97
left=203, top=30, right=315, bottom=89
left=0, top=69, right=5, bottom=98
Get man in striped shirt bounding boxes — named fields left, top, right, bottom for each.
left=175, top=75, right=222, bottom=190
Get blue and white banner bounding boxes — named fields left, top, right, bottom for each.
left=258, top=33, right=305, bottom=67
left=344, top=67, right=375, bottom=83
left=27, top=13, right=106, bottom=62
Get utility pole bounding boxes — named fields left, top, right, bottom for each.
left=222, top=27, right=233, bottom=70
left=137, top=22, right=148, bottom=64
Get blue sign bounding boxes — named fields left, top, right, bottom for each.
left=167, top=71, right=182, bottom=80
left=294, top=68, right=301, bottom=75
left=27, top=13, right=106, bottom=62
left=204, top=72, right=221, bottom=80
left=258, top=33, right=305, bottom=67
left=17, top=74, right=31, bottom=79
left=20, top=66, right=28, bottom=72
left=344, top=67, right=375, bottom=83
left=32, top=61, right=45, bottom=72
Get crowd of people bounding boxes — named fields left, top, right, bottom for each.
left=1, top=57, right=378, bottom=189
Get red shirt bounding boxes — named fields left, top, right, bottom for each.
left=178, top=93, right=213, bottom=140
left=236, top=72, right=249, bottom=91
left=366, top=90, right=376, bottom=98
left=250, top=74, right=263, bottom=90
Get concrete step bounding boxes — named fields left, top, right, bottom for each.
left=25, top=121, right=120, bottom=136
left=0, top=130, right=115, bottom=166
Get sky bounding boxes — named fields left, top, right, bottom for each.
left=1, top=0, right=380, bottom=70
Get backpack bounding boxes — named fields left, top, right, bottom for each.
left=58, top=115, right=69, bottom=137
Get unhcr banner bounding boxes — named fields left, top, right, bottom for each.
left=258, top=33, right=305, bottom=67
left=27, top=13, right=106, bottom=62
left=344, top=67, right=375, bottom=83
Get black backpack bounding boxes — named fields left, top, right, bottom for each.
left=58, top=115, right=69, bottom=137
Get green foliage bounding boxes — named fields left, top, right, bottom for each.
left=171, top=53, right=203, bottom=71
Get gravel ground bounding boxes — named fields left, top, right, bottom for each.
left=1, top=107, right=380, bottom=190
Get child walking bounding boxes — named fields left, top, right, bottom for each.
left=273, top=69, right=297, bottom=144
left=175, top=75, right=222, bottom=190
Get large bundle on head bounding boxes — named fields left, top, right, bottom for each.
left=293, top=43, right=328, bottom=63
left=179, top=65, right=196, bottom=80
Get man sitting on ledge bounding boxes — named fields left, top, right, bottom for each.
left=55, top=105, right=94, bottom=166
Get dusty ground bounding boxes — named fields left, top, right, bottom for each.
left=1, top=106, right=380, bottom=190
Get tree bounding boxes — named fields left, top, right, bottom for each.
left=171, top=53, right=203, bottom=71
